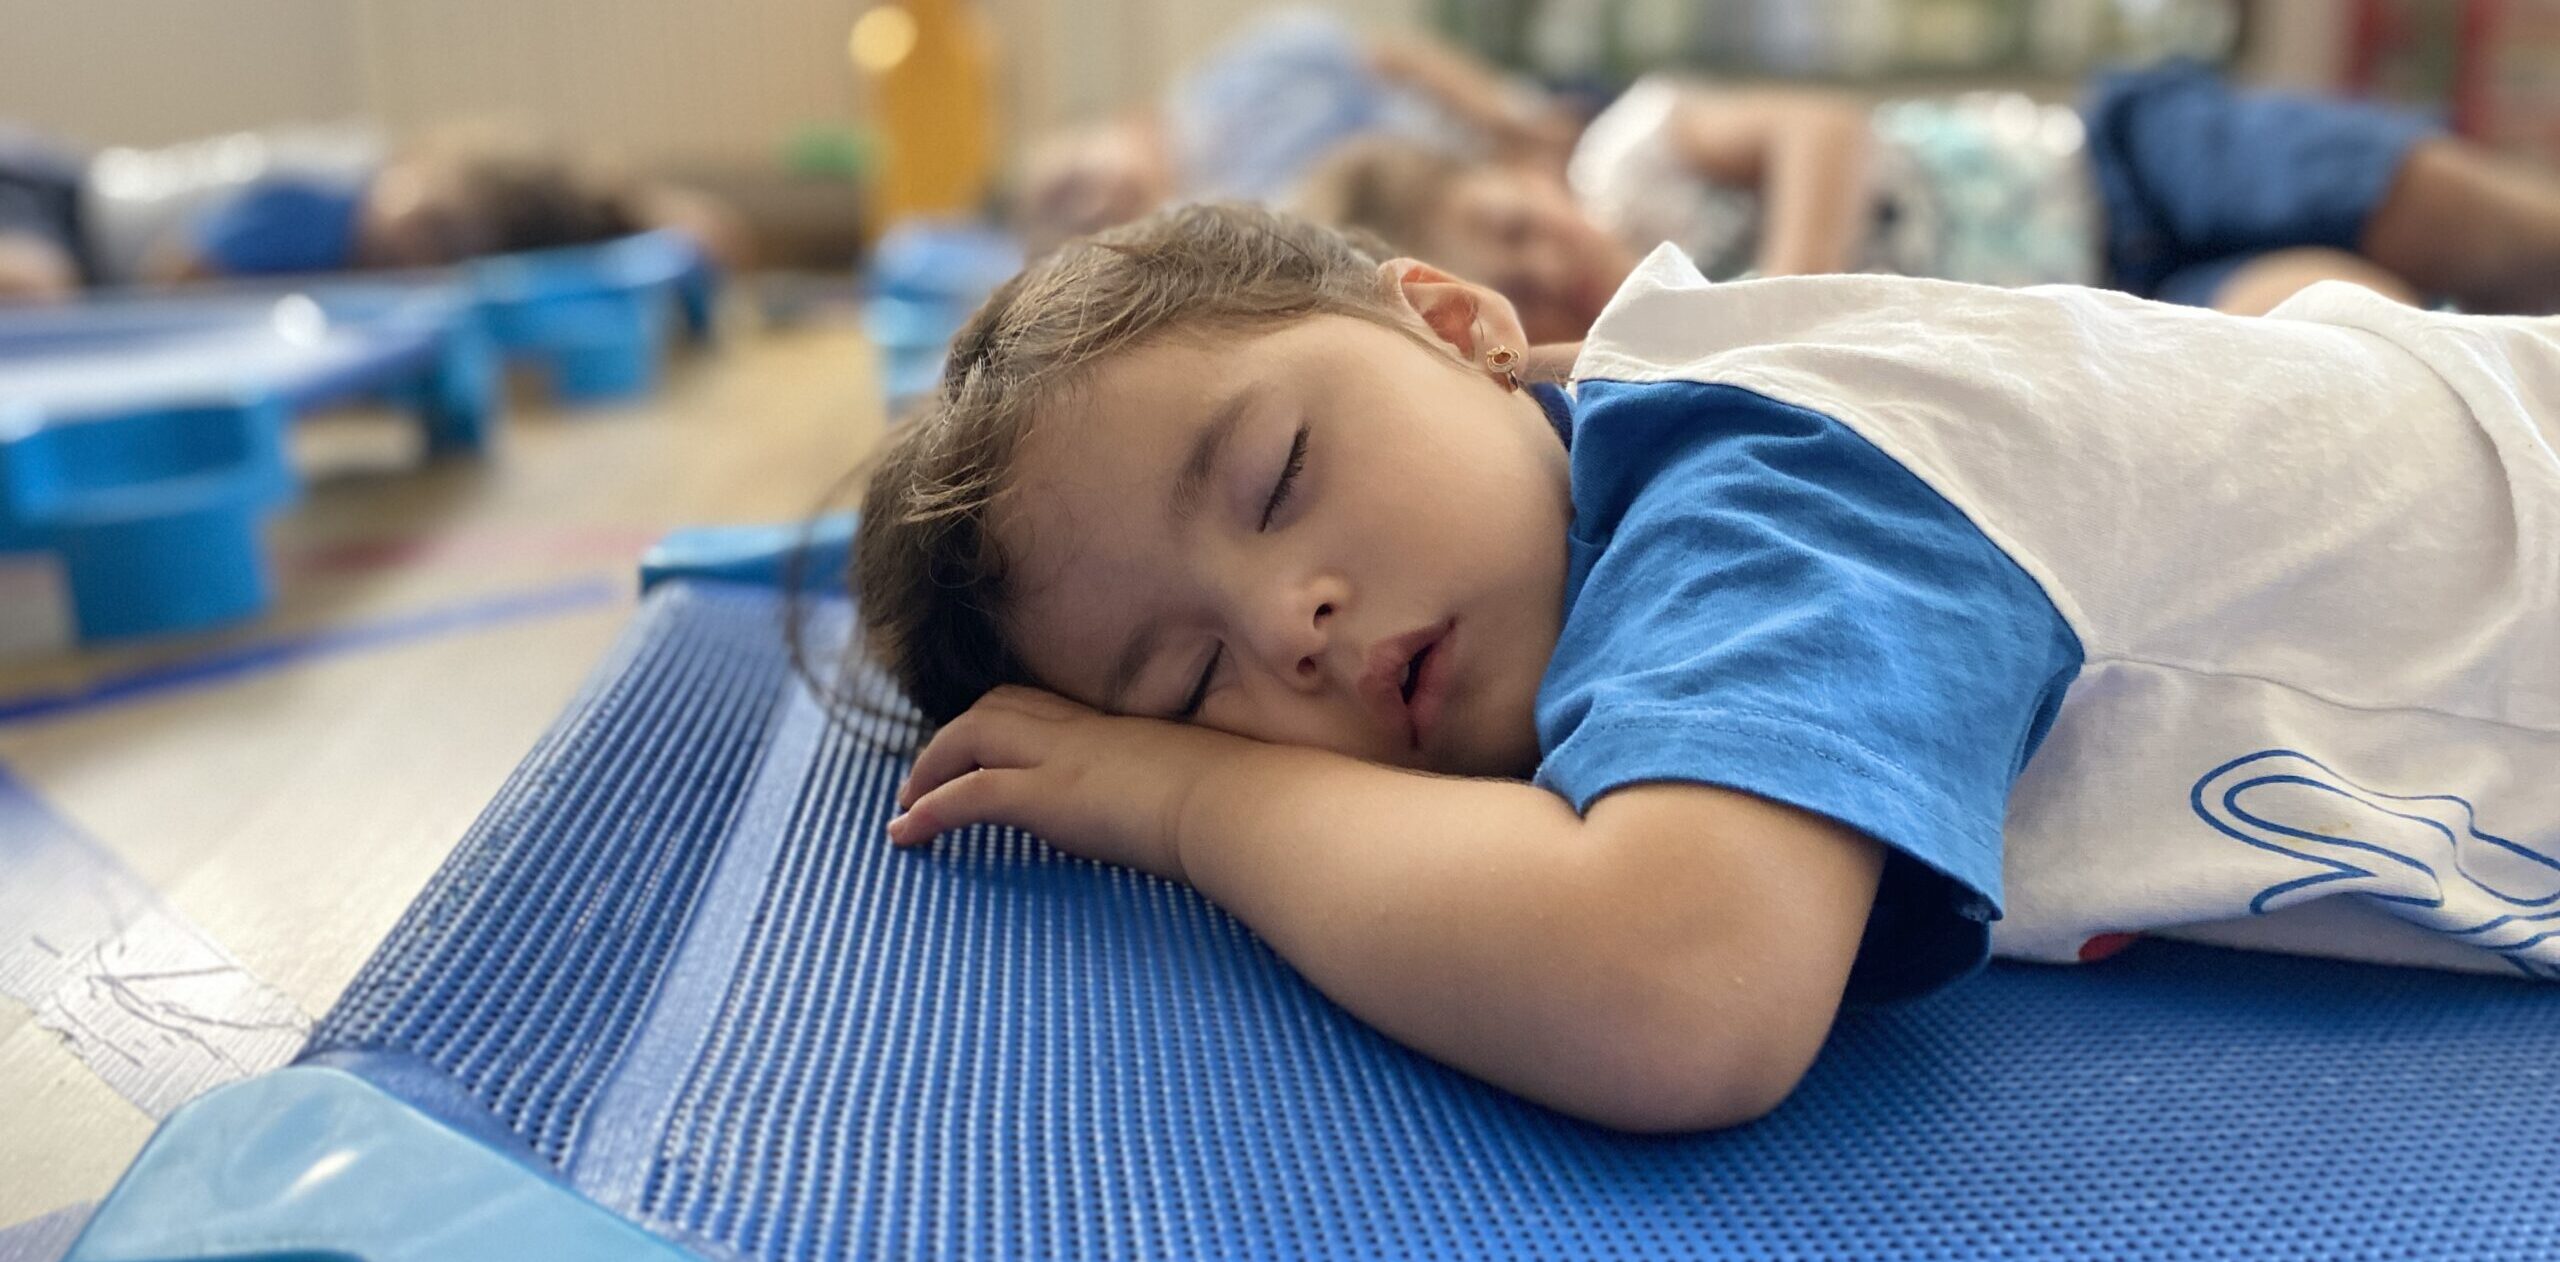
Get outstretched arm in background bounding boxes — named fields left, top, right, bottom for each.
left=1366, top=32, right=1581, bottom=170
left=889, top=685, right=1884, bottom=1133
left=1669, top=87, right=1872, bottom=278
left=2269, top=137, right=2560, bottom=317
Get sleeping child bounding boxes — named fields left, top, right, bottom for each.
left=1016, top=6, right=1572, bottom=256
left=0, top=122, right=742, bottom=301
left=1296, top=60, right=2560, bottom=339
left=850, top=202, right=2560, bottom=1132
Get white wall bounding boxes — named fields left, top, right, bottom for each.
left=0, top=0, right=1425, bottom=163
left=983, top=0, right=1427, bottom=130
left=0, top=0, right=869, bottom=162
left=0, top=0, right=366, bottom=147
left=350, top=0, right=871, bottom=163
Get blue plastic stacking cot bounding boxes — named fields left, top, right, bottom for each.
left=0, top=230, right=718, bottom=642
left=470, top=228, right=719, bottom=404
left=0, top=284, right=496, bottom=640
left=859, top=221, right=1021, bottom=414
left=65, top=520, right=2560, bottom=1260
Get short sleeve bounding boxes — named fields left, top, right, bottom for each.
left=1534, top=377, right=2082, bottom=1002
left=190, top=177, right=363, bottom=275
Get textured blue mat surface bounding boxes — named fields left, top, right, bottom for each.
left=305, top=581, right=2560, bottom=1261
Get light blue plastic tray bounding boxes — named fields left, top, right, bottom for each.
left=69, top=520, right=2560, bottom=1260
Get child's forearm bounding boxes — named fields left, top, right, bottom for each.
left=1756, top=107, right=1870, bottom=278
left=887, top=687, right=1868, bottom=1129
left=1174, top=743, right=1786, bottom=1131
left=1367, top=35, right=1574, bottom=164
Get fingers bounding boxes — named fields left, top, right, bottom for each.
left=897, top=687, right=1091, bottom=809
left=900, top=708, right=1022, bottom=810
left=888, top=686, right=1102, bottom=848
left=888, top=767, right=1030, bottom=847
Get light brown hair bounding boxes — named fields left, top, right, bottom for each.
left=1291, top=134, right=1472, bottom=262
left=848, top=202, right=1421, bottom=725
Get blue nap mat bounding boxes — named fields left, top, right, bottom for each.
left=76, top=572, right=2560, bottom=1260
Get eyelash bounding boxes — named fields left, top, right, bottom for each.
left=1260, top=425, right=1308, bottom=529
left=1177, top=425, right=1310, bottom=720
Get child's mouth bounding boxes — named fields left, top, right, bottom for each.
left=1365, top=618, right=1456, bottom=753
left=1403, top=624, right=1455, bottom=752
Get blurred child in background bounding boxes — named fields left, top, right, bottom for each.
left=1016, top=6, right=1576, bottom=255
left=0, top=121, right=746, bottom=302
left=1298, top=60, right=2560, bottom=340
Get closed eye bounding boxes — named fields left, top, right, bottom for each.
left=1177, top=425, right=1307, bottom=721
left=1260, top=424, right=1307, bottom=530
left=1175, top=647, right=1221, bottom=721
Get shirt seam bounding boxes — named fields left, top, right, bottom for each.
left=2087, top=652, right=2560, bottom=740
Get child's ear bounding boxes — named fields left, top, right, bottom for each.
left=1378, top=257, right=1529, bottom=364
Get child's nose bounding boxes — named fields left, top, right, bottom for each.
left=1265, top=598, right=1336, bottom=691
left=1293, top=602, right=1335, bottom=679
left=1244, top=568, right=1347, bottom=688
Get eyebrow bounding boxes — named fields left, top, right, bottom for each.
left=1103, top=382, right=1263, bottom=712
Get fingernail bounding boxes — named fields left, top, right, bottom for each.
left=886, top=812, right=908, bottom=843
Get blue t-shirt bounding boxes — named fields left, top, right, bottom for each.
left=1531, top=378, right=2084, bottom=1003
left=190, top=176, right=365, bottom=275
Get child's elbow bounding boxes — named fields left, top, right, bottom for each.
left=1574, top=1033, right=1813, bottom=1134
left=1567, top=932, right=1848, bottom=1133
left=1576, top=1089, right=1786, bottom=1136
left=1546, top=783, right=1882, bottom=1134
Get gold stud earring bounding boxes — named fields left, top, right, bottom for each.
left=1484, top=344, right=1522, bottom=392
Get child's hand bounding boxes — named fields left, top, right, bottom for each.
left=886, top=685, right=1249, bottom=884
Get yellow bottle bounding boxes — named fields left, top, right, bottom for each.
left=854, top=0, right=999, bottom=228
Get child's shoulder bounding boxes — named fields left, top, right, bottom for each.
left=1576, top=244, right=2184, bottom=386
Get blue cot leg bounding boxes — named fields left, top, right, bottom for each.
left=538, top=293, right=666, bottom=404
left=423, top=318, right=502, bottom=456
left=11, top=399, right=296, bottom=641
left=54, top=501, right=274, bottom=640
left=675, top=267, right=718, bottom=344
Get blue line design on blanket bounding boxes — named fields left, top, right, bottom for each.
left=2190, top=749, right=2560, bottom=979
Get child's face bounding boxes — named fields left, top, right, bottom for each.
left=1421, top=164, right=1636, bottom=344
left=994, top=289, right=1573, bottom=779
